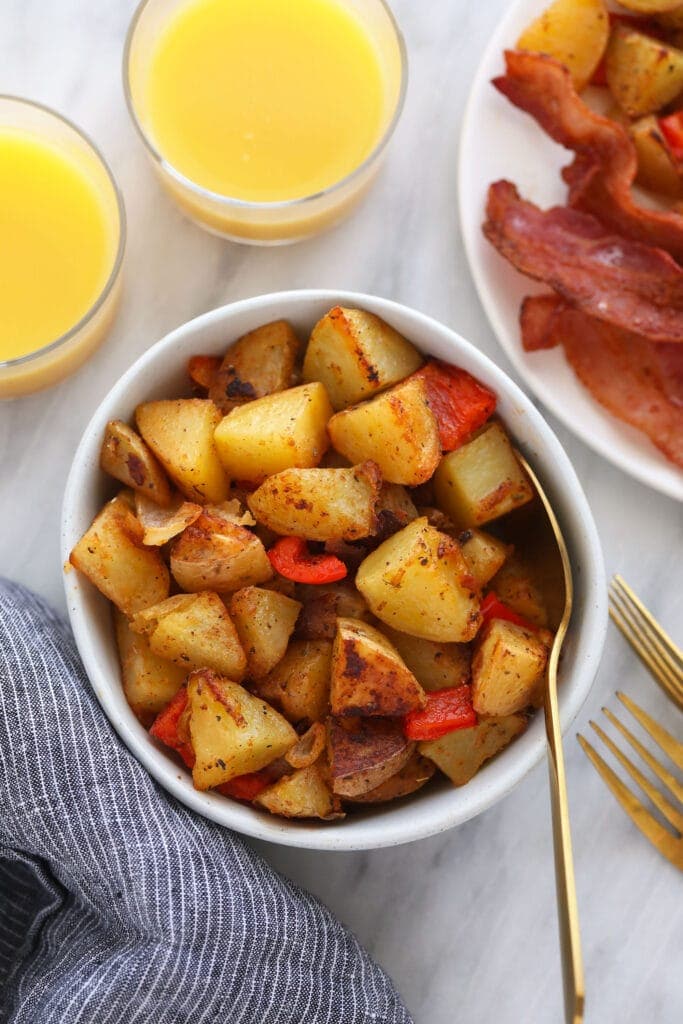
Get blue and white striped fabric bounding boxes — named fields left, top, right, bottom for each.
left=0, top=580, right=412, bottom=1024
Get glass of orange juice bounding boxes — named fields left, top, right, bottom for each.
left=124, top=0, right=406, bottom=244
left=0, top=97, right=125, bottom=398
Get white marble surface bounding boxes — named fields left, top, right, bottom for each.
left=1, top=1, right=682, bottom=1021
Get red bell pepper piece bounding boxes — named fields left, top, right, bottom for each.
left=267, top=536, right=347, bottom=584
left=410, top=361, right=496, bottom=451
left=404, top=684, right=477, bottom=741
left=659, top=111, right=683, bottom=164
left=187, top=354, right=221, bottom=394
left=480, top=591, right=537, bottom=631
left=218, top=771, right=272, bottom=802
left=149, top=687, right=195, bottom=768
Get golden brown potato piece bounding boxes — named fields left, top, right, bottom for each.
left=458, top=527, right=512, bottom=588
left=434, top=422, right=534, bottom=528
left=328, top=377, right=440, bottom=486
left=70, top=496, right=170, bottom=616
left=255, top=762, right=341, bottom=820
left=100, top=420, right=172, bottom=506
left=380, top=627, right=471, bottom=692
left=295, top=583, right=369, bottom=641
left=657, top=6, right=683, bottom=27
left=134, top=493, right=202, bottom=546
left=187, top=354, right=221, bottom=394
left=472, top=620, right=551, bottom=717
left=606, top=26, right=683, bottom=117
left=188, top=669, right=297, bottom=790
left=620, top=0, right=683, bottom=13
left=376, top=483, right=418, bottom=532
left=247, top=461, right=381, bottom=542
left=136, top=399, right=230, bottom=503
left=285, top=721, right=328, bottom=769
left=302, top=306, right=423, bottom=411
left=356, top=517, right=482, bottom=643
left=630, top=115, right=683, bottom=197
left=330, top=617, right=426, bottom=717
left=213, top=382, right=333, bottom=483
left=419, top=715, right=527, bottom=786
left=209, top=320, right=301, bottom=413
left=131, top=591, right=247, bottom=681
left=256, top=640, right=332, bottom=726
left=516, top=0, right=609, bottom=91
left=115, top=611, right=186, bottom=725
left=229, top=586, right=302, bottom=679
left=170, top=509, right=272, bottom=593
left=327, top=717, right=415, bottom=797
left=344, top=751, right=435, bottom=804
left=489, top=555, right=549, bottom=627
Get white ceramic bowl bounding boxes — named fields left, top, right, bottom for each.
left=62, top=290, right=607, bottom=850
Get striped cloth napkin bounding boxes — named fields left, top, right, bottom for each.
left=0, top=580, right=412, bottom=1024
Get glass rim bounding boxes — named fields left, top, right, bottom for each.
left=122, top=0, right=408, bottom=211
left=0, top=94, right=127, bottom=372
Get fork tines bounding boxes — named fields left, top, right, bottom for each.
left=609, top=575, right=683, bottom=709
left=578, top=694, right=683, bottom=871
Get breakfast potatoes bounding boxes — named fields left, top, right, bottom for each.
left=70, top=307, right=559, bottom=822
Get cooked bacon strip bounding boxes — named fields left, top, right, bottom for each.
left=484, top=181, right=683, bottom=343
left=493, top=50, right=683, bottom=263
left=519, top=294, right=564, bottom=351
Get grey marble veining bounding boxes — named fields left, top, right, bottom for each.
left=1, top=2, right=682, bottom=1022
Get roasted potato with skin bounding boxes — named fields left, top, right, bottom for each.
left=136, top=399, right=230, bottom=504
left=606, top=26, right=683, bottom=118
left=328, top=377, right=441, bottom=486
left=472, top=619, right=551, bottom=717
left=70, top=495, right=170, bottom=616
left=295, top=583, right=369, bottom=641
left=516, top=0, right=609, bottom=91
left=434, top=422, right=534, bottom=528
left=458, top=527, right=512, bottom=588
left=132, top=591, right=247, bottom=681
left=170, top=509, right=272, bottom=593
left=209, top=320, right=301, bottom=413
left=114, top=611, right=186, bottom=725
left=302, top=306, right=423, bottom=410
left=213, top=382, right=332, bottom=483
left=247, top=461, right=382, bottom=542
left=356, top=517, right=482, bottom=643
left=630, top=115, right=683, bottom=198
left=188, top=669, right=297, bottom=790
left=331, top=617, right=426, bottom=717
left=255, top=761, right=341, bottom=819
left=419, top=714, right=527, bottom=786
left=380, top=627, right=471, bottom=692
left=100, top=420, right=172, bottom=506
left=344, top=751, right=435, bottom=804
left=229, top=586, right=302, bottom=679
left=256, top=640, right=332, bottom=726
left=327, top=717, right=415, bottom=797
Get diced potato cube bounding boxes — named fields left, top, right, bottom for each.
left=458, top=527, right=512, bottom=588
left=471, top=619, right=550, bottom=717
left=213, top=382, right=332, bottom=483
left=209, top=320, right=301, bottom=413
left=381, top=627, right=471, bottom=692
left=170, top=509, right=272, bottom=593
left=331, top=617, right=426, bottom=717
left=295, top=583, right=369, bottom=641
left=328, top=377, right=440, bottom=486
left=490, top=554, right=549, bottom=627
left=70, top=496, right=170, bottom=616
left=247, top=461, right=381, bottom=542
left=327, top=717, right=415, bottom=797
left=136, top=399, right=229, bottom=503
left=434, top=422, right=533, bottom=527
left=255, top=639, right=332, bottom=725
left=376, top=483, right=418, bottom=530
left=115, top=611, right=186, bottom=724
left=255, top=762, right=340, bottom=819
left=302, top=306, right=423, bottom=410
left=229, top=586, right=302, bottom=679
left=100, top=420, right=172, bottom=506
left=516, top=0, right=609, bottom=91
left=606, top=26, right=683, bottom=118
left=355, top=517, right=482, bottom=643
left=419, top=714, right=527, bottom=786
left=132, top=591, right=247, bottom=681
left=188, top=670, right=296, bottom=789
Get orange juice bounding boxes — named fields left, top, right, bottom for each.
left=0, top=132, right=117, bottom=362
left=126, top=0, right=405, bottom=241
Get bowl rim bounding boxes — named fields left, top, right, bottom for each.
left=61, top=289, right=607, bottom=851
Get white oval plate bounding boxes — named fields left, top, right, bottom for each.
left=458, top=0, right=683, bottom=502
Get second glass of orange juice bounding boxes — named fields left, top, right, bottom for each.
left=124, top=0, right=406, bottom=243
